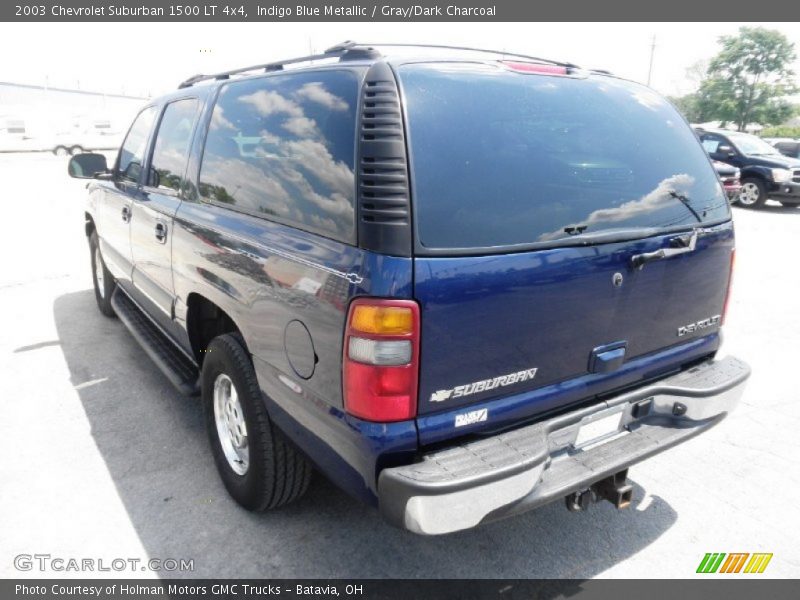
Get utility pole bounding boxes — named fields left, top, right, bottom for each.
left=647, top=35, right=657, bottom=87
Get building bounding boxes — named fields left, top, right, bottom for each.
left=0, top=81, right=148, bottom=153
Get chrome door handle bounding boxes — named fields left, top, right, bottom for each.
left=121, top=206, right=131, bottom=223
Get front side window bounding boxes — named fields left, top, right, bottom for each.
left=399, top=63, right=730, bottom=251
left=118, top=107, right=157, bottom=183
left=148, top=99, right=199, bottom=192
left=199, top=70, right=358, bottom=242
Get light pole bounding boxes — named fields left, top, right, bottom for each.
left=647, top=35, right=657, bottom=87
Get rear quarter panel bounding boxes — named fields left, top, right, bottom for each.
left=171, top=81, right=417, bottom=502
left=170, top=202, right=417, bottom=502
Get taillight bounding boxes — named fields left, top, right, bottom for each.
left=722, top=248, right=736, bottom=324
left=343, top=298, right=420, bottom=422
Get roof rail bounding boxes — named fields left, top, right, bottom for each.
left=177, top=42, right=381, bottom=88
left=177, top=41, right=582, bottom=89
left=333, top=41, right=579, bottom=69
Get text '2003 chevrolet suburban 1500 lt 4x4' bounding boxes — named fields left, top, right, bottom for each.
left=67, top=42, right=750, bottom=535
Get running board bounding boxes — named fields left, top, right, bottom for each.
left=111, top=288, right=200, bottom=396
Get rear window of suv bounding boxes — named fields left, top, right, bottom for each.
left=398, top=63, right=730, bottom=251
left=199, top=70, right=359, bottom=243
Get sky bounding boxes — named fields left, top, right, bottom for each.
left=0, top=22, right=799, bottom=99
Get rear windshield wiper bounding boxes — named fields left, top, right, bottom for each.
left=668, top=191, right=703, bottom=223
left=562, top=190, right=703, bottom=242
left=553, top=226, right=662, bottom=246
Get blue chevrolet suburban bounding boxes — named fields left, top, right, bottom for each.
left=68, top=42, right=750, bottom=535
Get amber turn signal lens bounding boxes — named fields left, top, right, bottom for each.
left=350, top=305, right=414, bottom=335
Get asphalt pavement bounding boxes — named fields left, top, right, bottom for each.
left=1, top=152, right=798, bottom=578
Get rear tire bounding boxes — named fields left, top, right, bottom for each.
left=70, top=145, right=85, bottom=156
left=53, top=146, right=68, bottom=157
left=738, top=178, right=767, bottom=208
left=89, top=231, right=116, bottom=318
left=202, top=334, right=311, bottom=511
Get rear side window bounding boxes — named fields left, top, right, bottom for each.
left=199, top=70, right=359, bottom=242
left=399, top=63, right=730, bottom=251
left=148, top=98, right=199, bottom=192
left=118, top=107, right=157, bottom=183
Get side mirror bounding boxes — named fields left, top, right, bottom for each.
left=717, top=145, right=736, bottom=157
left=68, top=153, right=109, bottom=179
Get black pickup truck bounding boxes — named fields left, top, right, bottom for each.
left=697, top=127, right=800, bottom=208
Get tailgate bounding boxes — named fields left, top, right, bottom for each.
left=414, top=223, right=734, bottom=417
left=396, top=61, right=736, bottom=435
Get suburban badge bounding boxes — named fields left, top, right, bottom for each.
left=430, top=367, right=538, bottom=402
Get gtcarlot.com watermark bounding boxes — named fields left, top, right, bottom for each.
left=14, top=553, right=194, bottom=573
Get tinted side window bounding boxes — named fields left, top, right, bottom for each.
left=199, top=70, right=358, bottom=242
left=776, top=142, right=800, bottom=157
left=700, top=134, right=724, bottom=154
left=148, top=99, right=199, bottom=192
left=118, top=107, right=157, bottom=183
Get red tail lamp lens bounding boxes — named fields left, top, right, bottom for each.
left=343, top=299, right=420, bottom=422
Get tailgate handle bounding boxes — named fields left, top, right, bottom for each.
left=630, top=229, right=698, bottom=270
left=589, top=342, right=627, bottom=374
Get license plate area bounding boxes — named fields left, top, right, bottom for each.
left=573, top=406, right=626, bottom=449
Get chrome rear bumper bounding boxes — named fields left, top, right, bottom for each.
left=379, top=356, right=750, bottom=535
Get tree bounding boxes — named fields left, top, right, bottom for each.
left=696, top=27, right=797, bottom=131
left=668, top=93, right=704, bottom=123
left=667, top=61, right=712, bottom=124
left=686, top=60, right=710, bottom=88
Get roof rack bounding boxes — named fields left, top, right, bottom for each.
left=338, top=41, right=579, bottom=69
left=177, top=40, right=581, bottom=89
left=177, top=42, right=381, bottom=88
